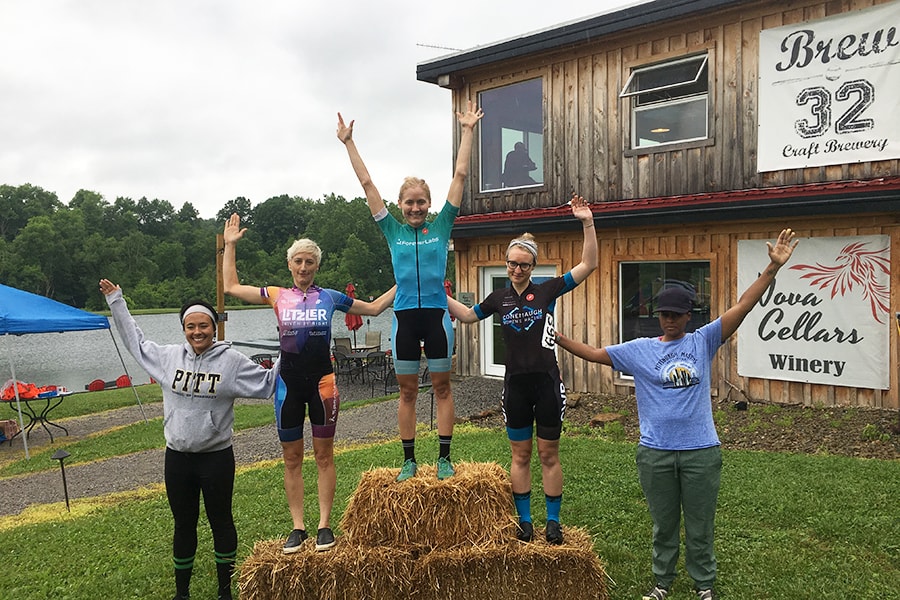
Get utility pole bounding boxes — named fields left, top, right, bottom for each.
left=216, top=233, right=227, bottom=340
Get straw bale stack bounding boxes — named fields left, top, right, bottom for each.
left=340, top=461, right=516, bottom=550
left=239, top=539, right=417, bottom=600
left=414, top=527, right=609, bottom=600
left=238, top=461, right=610, bottom=600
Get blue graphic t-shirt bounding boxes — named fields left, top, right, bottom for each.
left=606, top=318, right=723, bottom=450
left=473, top=273, right=577, bottom=375
left=262, top=285, right=353, bottom=373
left=374, top=201, right=458, bottom=311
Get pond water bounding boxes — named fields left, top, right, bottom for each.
left=1, top=307, right=394, bottom=391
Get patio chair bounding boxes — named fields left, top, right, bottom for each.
left=333, top=337, right=352, bottom=353
left=86, top=379, right=106, bottom=392
left=370, top=365, right=400, bottom=397
left=333, top=348, right=362, bottom=382
left=362, top=350, right=387, bottom=384
left=364, top=330, right=382, bottom=350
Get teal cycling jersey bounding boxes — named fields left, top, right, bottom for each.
left=375, top=202, right=458, bottom=311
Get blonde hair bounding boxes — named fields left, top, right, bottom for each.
left=398, top=176, right=431, bottom=202
left=507, top=232, right=538, bottom=262
left=285, top=238, right=322, bottom=265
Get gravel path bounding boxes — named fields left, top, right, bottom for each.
left=0, top=375, right=503, bottom=517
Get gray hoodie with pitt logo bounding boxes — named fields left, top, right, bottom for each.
left=105, top=288, right=279, bottom=453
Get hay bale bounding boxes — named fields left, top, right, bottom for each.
left=340, top=461, right=516, bottom=550
left=239, top=462, right=610, bottom=600
left=415, top=527, right=610, bottom=600
left=238, top=528, right=610, bottom=600
left=238, top=539, right=418, bottom=600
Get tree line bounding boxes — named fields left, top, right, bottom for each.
left=0, top=183, right=442, bottom=311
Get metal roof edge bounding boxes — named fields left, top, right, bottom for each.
left=451, top=178, right=900, bottom=238
left=417, top=0, right=747, bottom=84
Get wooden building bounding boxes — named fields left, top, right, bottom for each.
left=417, top=0, right=900, bottom=409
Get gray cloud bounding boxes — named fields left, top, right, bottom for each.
left=1, top=0, right=639, bottom=216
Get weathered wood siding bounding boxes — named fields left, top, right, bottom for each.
left=453, top=0, right=898, bottom=216
left=453, top=213, right=900, bottom=409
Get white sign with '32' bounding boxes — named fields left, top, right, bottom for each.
left=757, top=2, right=900, bottom=172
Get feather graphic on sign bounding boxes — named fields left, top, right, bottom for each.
left=789, top=242, right=890, bottom=323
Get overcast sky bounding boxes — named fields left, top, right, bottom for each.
left=1, top=0, right=643, bottom=219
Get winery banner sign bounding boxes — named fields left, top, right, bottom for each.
left=737, top=235, right=890, bottom=389
left=757, top=2, right=900, bottom=171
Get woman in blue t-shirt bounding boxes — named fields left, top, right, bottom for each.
left=336, top=101, right=483, bottom=482
left=556, top=228, right=798, bottom=600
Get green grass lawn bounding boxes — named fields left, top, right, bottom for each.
left=0, top=386, right=398, bottom=476
left=0, top=403, right=276, bottom=477
left=1, top=424, right=897, bottom=599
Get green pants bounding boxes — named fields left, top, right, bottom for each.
left=636, top=445, right=722, bottom=590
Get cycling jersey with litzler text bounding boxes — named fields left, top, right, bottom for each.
left=263, top=285, right=352, bottom=372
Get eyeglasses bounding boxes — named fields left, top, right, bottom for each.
left=506, top=260, right=535, bottom=272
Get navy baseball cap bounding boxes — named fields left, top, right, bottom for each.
left=654, top=287, right=694, bottom=314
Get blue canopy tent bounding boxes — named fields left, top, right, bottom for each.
left=0, top=283, right=144, bottom=458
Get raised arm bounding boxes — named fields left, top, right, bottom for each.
left=223, top=213, right=268, bottom=305
left=447, top=295, right=480, bottom=324
left=337, top=112, right=386, bottom=216
left=99, top=279, right=164, bottom=375
left=567, top=193, right=598, bottom=284
left=555, top=332, right=613, bottom=367
left=720, top=228, right=799, bottom=341
left=446, top=100, right=485, bottom=208
left=348, top=285, right=397, bottom=316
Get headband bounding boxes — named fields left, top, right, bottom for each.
left=508, top=238, right=538, bottom=261
left=182, top=304, right=217, bottom=325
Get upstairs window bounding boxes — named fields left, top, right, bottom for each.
left=620, top=54, right=709, bottom=149
left=478, top=78, right=544, bottom=192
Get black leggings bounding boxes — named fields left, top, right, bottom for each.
left=165, top=447, right=237, bottom=561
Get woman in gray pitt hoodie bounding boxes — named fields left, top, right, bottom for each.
left=100, top=279, right=279, bottom=600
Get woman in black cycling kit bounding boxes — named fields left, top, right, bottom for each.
left=448, top=194, right=597, bottom=544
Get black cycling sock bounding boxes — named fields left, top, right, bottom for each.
left=438, top=435, right=452, bottom=459
left=401, top=438, right=416, bottom=462
left=173, top=555, right=193, bottom=598
left=513, top=490, right=532, bottom=522
left=215, top=549, right=235, bottom=596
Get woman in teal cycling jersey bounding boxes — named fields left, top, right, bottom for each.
left=337, top=101, right=483, bottom=481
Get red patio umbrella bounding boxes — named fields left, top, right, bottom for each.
left=344, top=282, right=364, bottom=346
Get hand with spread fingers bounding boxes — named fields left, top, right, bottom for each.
left=98, top=279, right=120, bottom=296
left=570, top=192, right=593, bottom=224
left=456, top=99, right=484, bottom=129
left=768, top=227, right=799, bottom=267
